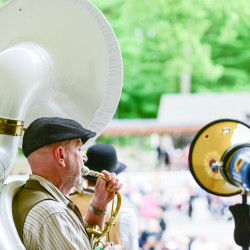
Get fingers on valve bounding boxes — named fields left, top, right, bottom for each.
left=108, top=172, right=117, bottom=186
left=108, top=181, right=123, bottom=192
left=104, top=242, right=111, bottom=249
left=101, top=170, right=111, bottom=181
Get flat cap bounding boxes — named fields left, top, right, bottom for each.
left=22, top=117, right=96, bottom=158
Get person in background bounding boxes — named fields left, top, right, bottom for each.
left=70, top=143, right=139, bottom=250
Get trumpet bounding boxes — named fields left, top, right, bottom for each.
left=81, top=166, right=122, bottom=249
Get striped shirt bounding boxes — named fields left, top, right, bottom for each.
left=23, top=174, right=92, bottom=250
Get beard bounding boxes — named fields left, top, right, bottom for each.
left=65, top=158, right=82, bottom=190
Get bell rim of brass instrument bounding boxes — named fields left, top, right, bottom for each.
left=0, top=0, right=123, bottom=149
left=189, top=118, right=249, bottom=197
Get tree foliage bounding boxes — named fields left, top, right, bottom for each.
left=91, top=0, right=250, bottom=118
left=2, top=0, right=250, bottom=118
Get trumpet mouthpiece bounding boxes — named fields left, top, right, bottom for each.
left=81, top=165, right=107, bottom=181
left=81, top=166, right=91, bottom=176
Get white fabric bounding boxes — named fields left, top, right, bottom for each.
left=119, top=207, right=139, bottom=250
left=23, top=174, right=91, bottom=250
left=190, top=240, right=219, bottom=250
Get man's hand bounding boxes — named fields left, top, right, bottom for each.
left=92, top=170, right=122, bottom=211
left=85, top=171, right=122, bottom=230
left=103, top=243, right=122, bottom=250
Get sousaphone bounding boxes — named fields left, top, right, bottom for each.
left=0, top=0, right=123, bottom=249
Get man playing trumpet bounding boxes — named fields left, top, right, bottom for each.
left=70, top=143, right=139, bottom=250
left=12, top=117, right=122, bottom=250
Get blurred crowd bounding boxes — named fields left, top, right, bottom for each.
left=10, top=137, right=245, bottom=250
left=119, top=170, right=242, bottom=250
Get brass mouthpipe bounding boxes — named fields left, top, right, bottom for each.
left=81, top=166, right=108, bottom=182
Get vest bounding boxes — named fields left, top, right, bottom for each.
left=12, top=180, right=55, bottom=243
left=12, top=179, right=91, bottom=250
left=70, top=192, right=123, bottom=247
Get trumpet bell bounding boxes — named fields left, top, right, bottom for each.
left=188, top=119, right=250, bottom=196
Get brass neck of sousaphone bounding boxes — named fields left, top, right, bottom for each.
left=0, top=118, right=26, bottom=136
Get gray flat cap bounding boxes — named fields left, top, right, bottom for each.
left=22, top=117, right=96, bottom=158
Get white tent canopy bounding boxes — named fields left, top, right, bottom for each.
left=158, top=93, right=250, bottom=127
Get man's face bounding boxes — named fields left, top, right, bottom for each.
left=65, top=139, right=87, bottom=187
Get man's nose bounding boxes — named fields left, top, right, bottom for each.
left=82, top=153, right=88, bottom=163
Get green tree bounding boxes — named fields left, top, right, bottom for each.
left=91, top=0, right=250, bottom=118
left=0, top=0, right=6, bottom=6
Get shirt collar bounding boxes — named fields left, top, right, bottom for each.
left=29, top=174, right=70, bottom=206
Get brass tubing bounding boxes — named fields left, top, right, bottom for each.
left=0, top=118, right=25, bottom=136
left=82, top=166, right=122, bottom=249
left=92, top=191, right=122, bottom=248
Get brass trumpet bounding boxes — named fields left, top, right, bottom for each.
left=81, top=166, right=122, bottom=249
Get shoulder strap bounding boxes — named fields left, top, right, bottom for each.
left=12, top=180, right=56, bottom=243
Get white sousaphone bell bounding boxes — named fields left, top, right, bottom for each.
left=0, top=0, right=123, bottom=249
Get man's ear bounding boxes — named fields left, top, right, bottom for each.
left=54, top=146, right=67, bottom=168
